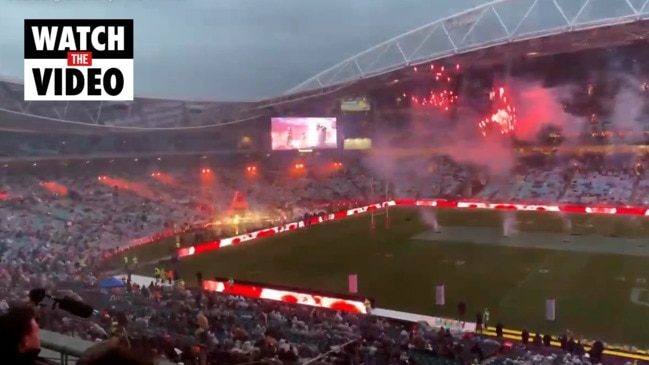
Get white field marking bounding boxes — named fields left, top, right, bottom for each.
left=630, top=287, right=649, bottom=307
left=636, top=277, right=647, bottom=284
left=617, top=276, right=627, bottom=282
left=455, top=260, right=465, bottom=266
left=498, top=253, right=559, bottom=309
left=538, top=269, right=549, bottom=274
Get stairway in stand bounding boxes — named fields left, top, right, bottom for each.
left=557, top=168, right=577, bottom=202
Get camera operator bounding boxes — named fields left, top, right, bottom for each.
left=0, top=304, right=52, bottom=365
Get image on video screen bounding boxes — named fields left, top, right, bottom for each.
left=271, top=117, right=337, bottom=150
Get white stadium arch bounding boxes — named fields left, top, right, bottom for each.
left=285, top=0, right=649, bottom=95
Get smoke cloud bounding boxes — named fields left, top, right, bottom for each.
left=359, top=68, right=646, bottom=231
left=363, top=77, right=583, bottom=194
left=609, top=74, right=646, bottom=142
left=512, top=81, right=584, bottom=140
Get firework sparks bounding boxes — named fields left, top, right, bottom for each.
left=479, top=87, right=517, bottom=136
left=411, top=90, right=458, bottom=111
left=406, top=64, right=460, bottom=112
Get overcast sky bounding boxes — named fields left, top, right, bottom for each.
left=0, top=0, right=487, bottom=101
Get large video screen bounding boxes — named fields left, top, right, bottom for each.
left=271, top=117, right=337, bottom=150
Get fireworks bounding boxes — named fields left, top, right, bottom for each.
left=407, top=64, right=460, bottom=112
left=478, top=87, right=517, bottom=137
left=410, top=90, right=458, bottom=111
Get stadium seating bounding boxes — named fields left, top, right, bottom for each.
left=2, top=148, right=647, bottom=364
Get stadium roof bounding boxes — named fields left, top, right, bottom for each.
left=286, top=0, right=649, bottom=95
left=0, top=81, right=261, bottom=131
left=2, top=0, right=649, bottom=131
left=0, top=86, right=262, bottom=132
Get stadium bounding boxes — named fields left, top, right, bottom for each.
left=4, top=0, right=649, bottom=365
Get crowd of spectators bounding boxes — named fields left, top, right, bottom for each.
left=3, top=277, right=599, bottom=365
left=1, top=151, right=648, bottom=365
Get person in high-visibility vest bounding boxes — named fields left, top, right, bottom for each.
left=364, top=299, right=372, bottom=315
left=154, top=268, right=161, bottom=280
left=110, top=320, right=120, bottom=337
left=175, top=236, right=181, bottom=249
left=196, top=311, right=208, bottom=333
left=132, top=255, right=138, bottom=267
left=483, top=308, right=490, bottom=330
left=227, top=277, right=234, bottom=291
left=122, top=256, right=129, bottom=266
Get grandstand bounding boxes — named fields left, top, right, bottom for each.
left=4, top=1, right=649, bottom=364
left=0, top=83, right=262, bottom=130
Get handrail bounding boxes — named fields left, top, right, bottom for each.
left=40, top=330, right=176, bottom=365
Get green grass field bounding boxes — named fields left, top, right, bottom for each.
left=117, top=208, right=649, bottom=348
